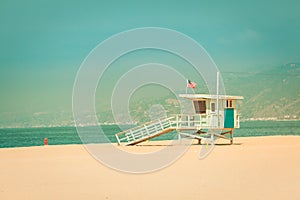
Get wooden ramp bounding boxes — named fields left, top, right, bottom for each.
left=115, top=117, right=176, bottom=146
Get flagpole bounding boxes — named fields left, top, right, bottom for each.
left=186, top=80, right=188, bottom=94
left=216, top=72, right=220, bottom=128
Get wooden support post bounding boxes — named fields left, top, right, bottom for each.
left=230, top=130, right=234, bottom=144
left=196, top=129, right=202, bottom=145
left=197, top=139, right=202, bottom=145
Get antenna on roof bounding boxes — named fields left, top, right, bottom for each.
left=217, top=71, right=220, bottom=128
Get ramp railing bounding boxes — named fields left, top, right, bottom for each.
left=115, top=117, right=175, bottom=146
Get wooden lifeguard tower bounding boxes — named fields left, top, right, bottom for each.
left=115, top=93, right=243, bottom=146
left=176, top=94, right=244, bottom=144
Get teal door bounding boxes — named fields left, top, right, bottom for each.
left=224, top=108, right=234, bottom=128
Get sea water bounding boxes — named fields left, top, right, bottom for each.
left=0, top=121, right=299, bottom=148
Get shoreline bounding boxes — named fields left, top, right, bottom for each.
left=1, top=119, right=299, bottom=129
left=0, top=135, right=299, bottom=149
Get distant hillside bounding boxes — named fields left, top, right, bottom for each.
left=93, top=63, right=300, bottom=124
left=223, top=63, right=300, bottom=120
left=1, top=63, right=299, bottom=128
left=121, top=63, right=300, bottom=123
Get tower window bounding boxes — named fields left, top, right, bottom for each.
left=193, top=100, right=206, bottom=114
left=226, top=100, right=233, bottom=108
left=211, top=102, right=216, bottom=112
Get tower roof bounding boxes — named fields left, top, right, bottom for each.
left=179, top=94, right=244, bottom=100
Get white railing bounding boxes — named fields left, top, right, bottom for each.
left=115, top=113, right=240, bottom=145
left=235, top=115, right=240, bottom=128
left=171, top=114, right=222, bottom=129
left=115, top=117, right=175, bottom=145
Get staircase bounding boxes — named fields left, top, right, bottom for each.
left=115, top=117, right=176, bottom=146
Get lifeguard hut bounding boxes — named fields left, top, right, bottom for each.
left=175, top=94, right=244, bottom=144
left=115, top=93, right=243, bottom=146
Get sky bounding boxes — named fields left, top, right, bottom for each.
left=0, top=0, right=299, bottom=125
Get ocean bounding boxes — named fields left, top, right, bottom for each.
left=0, top=121, right=299, bottom=148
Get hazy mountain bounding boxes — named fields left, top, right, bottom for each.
left=125, top=63, right=300, bottom=123
left=223, top=63, right=300, bottom=120
left=0, top=63, right=299, bottom=128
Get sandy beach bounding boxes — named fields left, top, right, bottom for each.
left=1, top=136, right=300, bottom=200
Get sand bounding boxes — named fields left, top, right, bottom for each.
left=1, top=136, right=300, bottom=200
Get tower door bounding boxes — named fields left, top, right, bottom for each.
left=224, top=108, right=234, bottom=128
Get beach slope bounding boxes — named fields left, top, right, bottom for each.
left=0, top=136, right=300, bottom=200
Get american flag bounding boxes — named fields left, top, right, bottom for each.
left=187, top=80, right=196, bottom=89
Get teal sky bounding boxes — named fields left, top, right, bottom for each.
left=0, top=0, right=299, bottom=121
